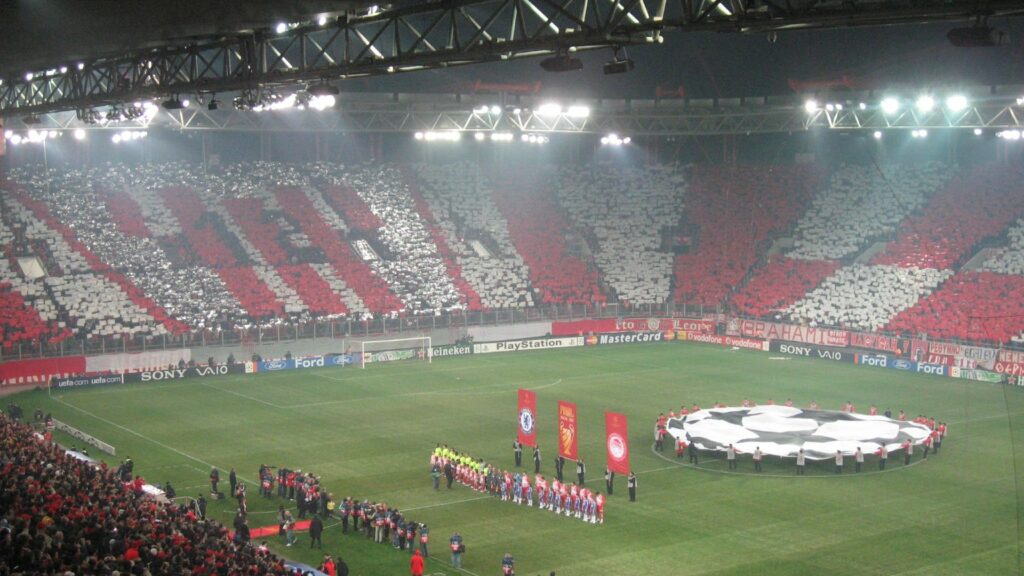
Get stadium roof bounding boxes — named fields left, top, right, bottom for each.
left=1, top=1, right=1023, bottom=117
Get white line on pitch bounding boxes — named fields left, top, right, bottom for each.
left=401, top=496, right=492, bottom=512
left=48, top=396, right=258, bottom=485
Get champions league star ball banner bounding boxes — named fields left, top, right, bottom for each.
left=557, top=400, right=579, bottom=460
left=517, top=389, right=538, bottom=447
left=605, top=411, right=630, bottom=475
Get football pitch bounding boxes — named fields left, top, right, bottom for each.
left=12, top=342, right=1024, bottom=575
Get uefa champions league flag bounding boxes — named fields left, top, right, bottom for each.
left=517, top=389, right=538, bottom=447
left=557, top=400, right=578, bottom=460
left=605, top=411, right=630, bottom=474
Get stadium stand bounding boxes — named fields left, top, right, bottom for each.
left=983, top=218, right=1024, bottom=276
left=788, top=162, right=954, bottom=261
left=0, top=413, right=294, bottom=575
left=342, top=164, right=462, bottom=313
left=554, top=163, right=684, bottom=305
left=413, top=161, right=535, bottom=309
left=492, top=172, right=605, bottom=306
left=785, top=264, right=952, bottom=332
left=731, top=257, right=841, bottom=317
left=885, top=271, right=1024, bottom=344
left=673, top=164, right=819, bottom=306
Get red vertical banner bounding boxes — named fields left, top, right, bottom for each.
left=517, top=389, right=538, bottom=447
left=557, top=400, right=578, bottom=460
left=605, top=411, right=630, bottom=474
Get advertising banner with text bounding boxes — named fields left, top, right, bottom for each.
left=769, top=341, right=855, bottom=363
left=678, top=331, right=769, bottom=351
left=738, top=320, right=850, bottom=347
left=1, top=356, right=87, bottom=387
left=474, top=336, right=584, bottom=354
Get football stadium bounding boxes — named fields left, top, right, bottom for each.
left=3, top=2, right=1024, bottom=575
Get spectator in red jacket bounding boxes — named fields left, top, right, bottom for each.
left=410, top=549, right=425, bottom=576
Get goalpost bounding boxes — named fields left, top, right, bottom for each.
left=359, top=336, right=432, bottom=369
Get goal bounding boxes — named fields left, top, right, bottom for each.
left=359, top=336, right=432, bottom=369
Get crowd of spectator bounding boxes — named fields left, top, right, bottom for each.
left=785, top=264, right=952, bottom=332
left=673, top=164, right=819, bottom=306
left=4, top=158, right=1024, bottom=348
left=872, top=164, right=1024, bottom=270
left=0, top=413, right=296, bottom=575
left=555, top=163, right=685, bottom=305
left=414, top=162, right=535, bottom=309
left=788, top=163, right=954, bottom=261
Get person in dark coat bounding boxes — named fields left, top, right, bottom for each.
left=310, top=515, right=324, bottom=549
left=229, top=467, right=237, bottom=497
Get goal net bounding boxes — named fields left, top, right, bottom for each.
left=359, top=336, right=432, bottom=369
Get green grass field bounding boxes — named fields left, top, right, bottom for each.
left=10, top=341, right=1024, bottom=575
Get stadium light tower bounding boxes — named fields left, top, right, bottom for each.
left=880, top=97, right=900, bottom=115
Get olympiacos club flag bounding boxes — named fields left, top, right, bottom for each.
left=517, top=389, right=538, bottom=447
left=557, top=400, right=578, bottom=460
left=605, top=411, right=631, bottom=474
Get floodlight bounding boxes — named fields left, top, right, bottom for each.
left=537, top=103, right=562, bottom=117
left=276, top=22, right=288, bottom=34
left=916, top=95, right=935, bottom=113
left=474, top=132, right=485, bottom=141
left=25, top=72, right=33, bottom=81
left=974, top=128, right=983, bottom=136
left=317, top=14, right=328, bottom=26
left=9, top=134, right=22, bottom=145
left=873, top=131, right=882, bottom=140
left=804, top=100, right=818, bottom=114
left=490, top=106, right=501, bottom=115
left=946, top=94, right=968, bottom=112
left=880, top=97, right=900, bottom=115
left=112, top=134, right=121, bottom=143
left=567, top=105, right=590, bottom=118
left=414, top=132, right=424, bottom=140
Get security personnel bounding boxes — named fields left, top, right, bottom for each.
left=513, top=439, right=523, bottom=467
left=533, top=446, right=541, bottom=474
left=450, top=532, right=464, bottom=569
left=627, top=471, right=637, bottom=502
left=209, top=467, right=220, bottom=496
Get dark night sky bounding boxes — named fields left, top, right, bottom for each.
left=2, top=1, right=1023, bottom=99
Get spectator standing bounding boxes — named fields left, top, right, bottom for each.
left=310, top=514, right=324, bottom=549
left=410, top=549, right=425, bottom=576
